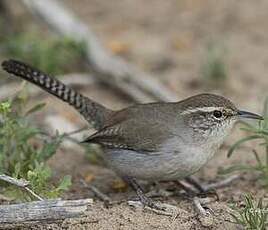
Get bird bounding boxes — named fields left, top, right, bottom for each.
left=1, top=59, right=263, bottom=211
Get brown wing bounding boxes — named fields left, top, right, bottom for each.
left=83, top=103, right=177, bottom=152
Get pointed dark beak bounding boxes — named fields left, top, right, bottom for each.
left=237, top=110, right=263, bottom=120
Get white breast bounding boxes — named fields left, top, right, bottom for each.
left=103, top=137, right=218, bottom=181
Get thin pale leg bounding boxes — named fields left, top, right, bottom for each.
left=185, top=174, right=240, bottom=192
left=185, top=176, right=206, bottom=193
left=124, top=177, right=164, bottom=210
left=174, top=180, right=199, bottom=196
left=124, top=177, right=180, bottom=216
left=184, top=175, right=240, bottom=215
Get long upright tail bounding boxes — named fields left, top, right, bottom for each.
left=1, top=59, right=112, bottom=130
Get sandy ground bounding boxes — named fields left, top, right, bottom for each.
left=2, top=0, right=268, bottom=229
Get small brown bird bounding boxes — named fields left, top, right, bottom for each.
left=1, top=59, right=263, bottom=211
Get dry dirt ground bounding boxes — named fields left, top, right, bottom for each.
left=3, top=0, right=268, bottom=229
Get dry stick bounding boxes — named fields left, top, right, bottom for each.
left=21, top=0, right=178, bottom=103
left=63, top=126, right=88, bottom=137
left=0, top=198, right=93, bottom=224
left=0, top=174, right=43, bottom=201
left=0, top=175, right=93, bottom=225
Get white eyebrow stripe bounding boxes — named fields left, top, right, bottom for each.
left=180, top=107, right=224, bottom=115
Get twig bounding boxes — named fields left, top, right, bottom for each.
left=21, top=0, right=178, bottom=103
left=23, top=187, right=43, bottom=201
left=63, top=126, right=88, bottom=137
left=0, top=174, right=28, bottom=187
left=0, top=174, right=43, bottom=201
left=0, top=198, right=92, bottom=225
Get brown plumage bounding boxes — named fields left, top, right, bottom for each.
left=85, top=103, right=181, bottom=151
left=84, top=95, right=237, bottom=151
left=178, top=93, right=237, bottom=111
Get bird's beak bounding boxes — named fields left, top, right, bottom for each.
left=237, top=110, right=263, bottom=120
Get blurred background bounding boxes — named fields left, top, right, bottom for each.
left=0, top=0, right=267, bottom=229
left=1, top=0, right=267, bottom=108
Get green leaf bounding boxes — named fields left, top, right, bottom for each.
left=227, top=135, right=262, bottom=158
left=230, top=194, right=268, bottom=229
left=0, top=101, right=11, bottom=113
left=252, top=150, right=262, bottom=167
left=263, top=97, right=268, bottom=118
left=220, top=164, right=259, bottom=174
left=56, top=175, right=72, bottom=192
left=38, top=134, right=63, bottom=161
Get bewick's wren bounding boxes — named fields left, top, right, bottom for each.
left=1, top=59, right=263, bottom=209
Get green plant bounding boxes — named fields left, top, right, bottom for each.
left=230, top=194, right=268, bottom=230
left=0, top=98, right=71, bottom=200
left=0, top=31, right=85, bottom=75
left=223, top=97, right=268, bottom=188
left=201, top=42, right=227, bottom=87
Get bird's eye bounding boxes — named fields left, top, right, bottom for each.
left=213, top=110, right=223, bottom=119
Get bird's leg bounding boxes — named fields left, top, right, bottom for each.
left=182, top=175, right=240, bottom=216
left=201, top=174, right=240, bottom=191
left=145, top=181, right=174, bottom=199
left=124, top=177, right=165, bottom=210
left=174, top=180, right=199, bottom=196
left=175, top=179, right=215, bottom=216
left=125, top=177, right=180, bottom=217
left=185, top=174, right=240, bottom=193
left=182, top=176, right=219, bottom=200
left=185, top=176, right=206, bottom=193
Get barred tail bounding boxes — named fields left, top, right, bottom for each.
left=1, top=59, right=111, bottom=130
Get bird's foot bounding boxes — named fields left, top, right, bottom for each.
left=177, top=175, right=240, bottom=217
left=128, top=199, right=179, bottom=217
left=125, top=177, right=179, bottom=216
left=137, top=189, right=164, bottom=210
left=192, top=196, right=216, bottom=216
